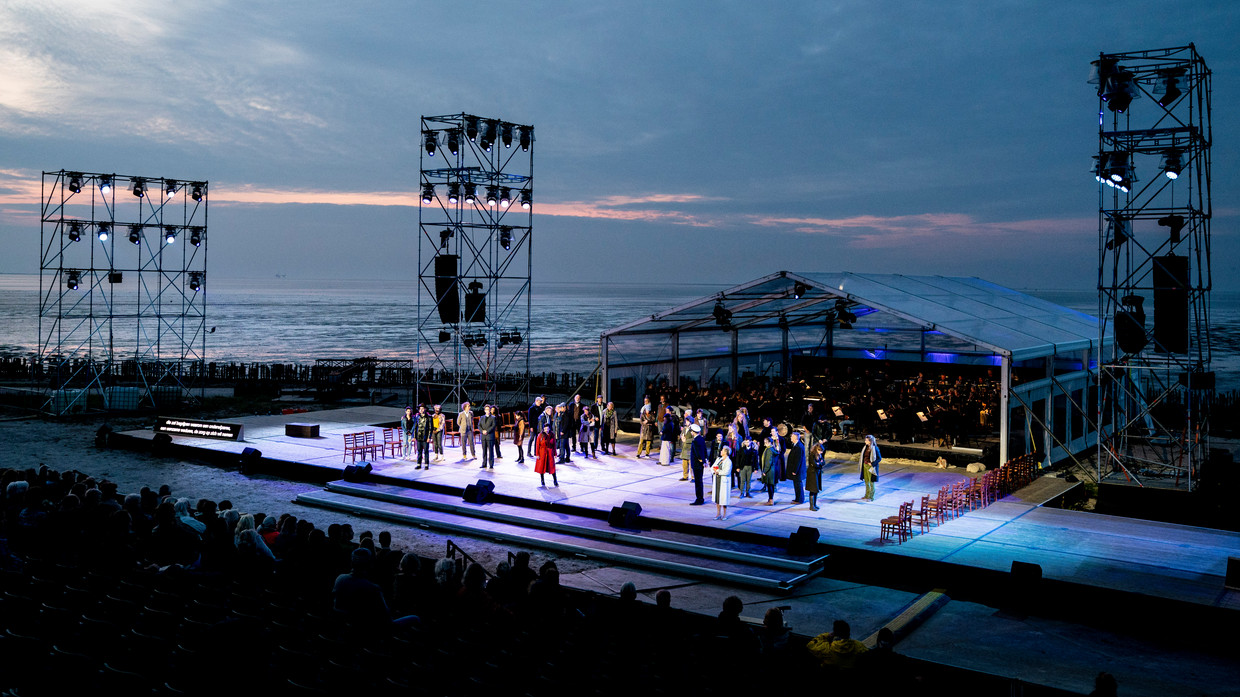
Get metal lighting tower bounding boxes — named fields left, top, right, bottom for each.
left=416, top=114, right=533, bottom=409
left=38, top=170, right=208, bottom=414
left=1092, top=45, right=1211, bottom=488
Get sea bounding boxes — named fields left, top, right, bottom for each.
left=2, top=274, right=1238, bottom=393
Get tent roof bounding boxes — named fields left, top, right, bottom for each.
left=602, top=271, right=1106, bottom=361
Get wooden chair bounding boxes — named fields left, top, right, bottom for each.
left=880, top=502, right=911, bottom=544
left=910, top=495, right=932, bottom=534
left=362, top=431, right=381, bottom=460
left=925, top=488, right=948, bottom=526
left=381, top=428, right=402, bottom=459
left=342, top=433, right=366, bottom=463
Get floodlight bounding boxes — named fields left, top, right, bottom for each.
left=1162, top=150, right=1182, bottom=180
left=486, top=186, right=498, bottom=207
left=165, top=180, right=178, bottom=200
left=465, top=116, right=479, bottom=142
left=1102, top=68, right=1137, bottom=113
left=190, top=182, right=204, bottom=201
left=713, top=300, right=732, bottom=327
left=519, top=126, right=532, bottom=151
left=501, top=123, right=513, bottom=148
left=129, top=225, right=142, bottom=245
left=67, top=173, right=83, bottom=194
left=99, top=176, right=113, bottom=195
left=464, top=182, right=477, bottom=205
left=519, top=190, right=532, bottom=209
left=66, top=270, right=80, bottom=291
left=1158, top=215, right=1185, bottom=244
left=424, top=131, right=437, bottom=157
left=500, top=226, right=512, bottom=250
left=189, top=227, right=202, bottom=247
left=67, top=222, right=82, bottom=243
left=1105, top=216, right=1129, bottom=250
left=132, top=179, right=146, bottom=198
left=421, top=183, right=435, bottom=204
left=163, top=226, right=178, bottom=245
left=447, top=182, right=460, bottom=204
left=480, top=119, right=498, bottom=151
left=792, top=281, right=807, bottom=299
left=189, top=272, right=202, bottom=292
left=440, top=228, right=453, bottom=250
left=500, top=187, right=512, bottom=208
left=447, top=130, right=460, bottom=156
left=1156, top=69, right=1184, bottom=107
left=97, top=223, right=110, bottom=242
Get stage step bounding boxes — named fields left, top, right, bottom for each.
left=296, top=482, right=827, bottom=591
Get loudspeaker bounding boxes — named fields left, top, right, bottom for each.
left=464, top=287, right=486, bottom=323
left=95, top=424, right=113, bottom=448
left=152, top=432, right=172, bottom=451
left=342, top=461, right=372, bottom=482
left=434, top=254, right=460, bottom=324
left=1010, top=560, right=1042, bottom=589
left=607, top=501, right=643, bottom=528
left=462, top=479, right=495, bottom=504
left=1226, top=557, right=1240, bottom=591
left=1115, top=297, right=1147, bottom=355
left=240, top=447, right=263, bottom=474
left=1153, top=254, right=1188, bottom=354
left=787, top=526, right=820, bottom=555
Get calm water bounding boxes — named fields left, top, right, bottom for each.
left=3, top=274, right=1237, bottom=391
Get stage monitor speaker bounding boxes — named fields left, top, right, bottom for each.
left=342, top=461, right=372, bottom=482
left=434, top=254, right=460, bottom=324
left=787, top=526, right=820, bottom=556
left=1153, top=254, right=1188, bottom=354
left=1010, top=560, right=1042, bottom=588
left=239, top=447, right=263, bottom=474
left=462, top=479, right=495, bottom=504
left=1226, top=557, right=1240, bottom=591
left=608, top=501, right=643, bottom=528
left=152, top=432, right=172, bottom=451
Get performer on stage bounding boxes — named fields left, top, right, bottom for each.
left=478, top=404, right=497, bottom=469
left=414, top=404, right=433, bottom=469
left=457, top=402, right=476, bottom=461
left=658, top=409, right=678, bottom=465
left=400, top=406, right=415, bottom=460
left=554, top=403, right=573, bottom=464
left=678, top=414, right=695, bottom=481
left=807, top=441, right=825, bottom=511
left=600, top=402, right=618, bottom=455
left=526, top=395, right=545, bottom=458
left=432, top=404, right=446, bottom=463
left=860, top=434, right=880, bottom=501
left=578, top=410, right=596, bottom=459
left=535, top=425, right=558, bottom=487
left=787, top=430, right=806, bottom=505
left=689, top=424, right=707, bottom=506
left=736, top=438, right=758, bottom=498
left=711, top=444, right=733, bottom=521
left=591, top=394, right=606, bottom=455
left=760, top=435, right=782, bottom=506
left=512, top=412, right=527, bottom=464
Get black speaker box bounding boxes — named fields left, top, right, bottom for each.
left=1226, top=557, right=1240, bottom=591
left=462, top=479, right=495, bottom=504
left=343, top=461, right=372, bottom=482
left=1011, top=560, right=1042, bottom=588
left=151, top=432, right=172, bottom=451
left=787, top=526, right=820, bottom=555
left=1153, top=254, right=1188, bottom=354
left=608, top=501, right=643, bottom=528
left=434, top=254, right=460, bottom=324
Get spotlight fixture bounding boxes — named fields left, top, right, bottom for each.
left=501, top=123, right=513, bottom=148
left=834, top=299, right=857, bottom=328
left=67, top=173, right=83, bottom=194
left=67, top=222, right=82, bottom=243
left=480, top=119, right=498, bottom=151
left=164, top=226, right=178, bottom=245
left=1099, top=152, right=1133, bottom=192
left=1102, top=67, right=1137, bottom=113
left=712, top=300, right=732, bottom=328
left=132, top=178, right=146, bottom=198
left=519, top=190, right=532, bottom=210
left=1162, top=150, right=1182, bottom=180
left=189, top=227, right=203, bottom=247
left=165, top=180, right=178, bottom=200
left=129, top=225, right=142, bottom=245
left=464, top=182, right=477, bottom=205
left=421, top=183, right=435, bottom=205
left=465, top=116, right=479, bottom=142
left=1105, top=215, right=1129, bottom=251
left=190, top=182, right=204, bottom=202
left=499, top=331, right=523, bottom=347
left=99, top=176, right=113, bottom=195
left=1158, top=214, right=1185, bottom=244
left=486, top=186, right=498, bottom=207
left=424, top=131, right=437, bottom=157
left=439, top=228, right=453, bottom=250
left=447, top=129, right=460, bottom=156
left=792, top=281, right=808, bottom=299
left=1156, top=68, right=1184, bottom=107
left=97, top=223, right=110, bottom=242
left=188, top=272, right=203, bottom=292
left=66, top=270, right=80, bottom=291
left=447, top=182, right=461, bottom=204
left=519, top=126, right=532, bottom=151
left=499, top=187, right=512, bottom=208
left=499, top=226, right=512, bottom=250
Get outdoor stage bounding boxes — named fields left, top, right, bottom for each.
left=115, top=405, right=1240, bottom=611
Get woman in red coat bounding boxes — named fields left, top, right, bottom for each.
left=535, top=425, right=558, bottom=487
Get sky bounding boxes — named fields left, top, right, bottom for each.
left=0, top=1, right=1237, bottom=291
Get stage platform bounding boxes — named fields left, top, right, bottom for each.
left=115, top=406, right=1240, bottom=612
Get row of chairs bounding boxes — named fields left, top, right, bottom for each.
left=880, top=452, right=1042, bottom=544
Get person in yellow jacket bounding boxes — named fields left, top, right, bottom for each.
left=806, top=619, right=869, bottom=670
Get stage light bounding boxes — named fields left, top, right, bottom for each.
left=499, top=331, right=523, bottom=347
left=447, top=129, right=460, bottom=156
left=97, top=223, right=110, bottom=242
left=421, top=183, right=435, bottom=205
left=1102, top=68, right=1137, bottom=113
left=438, top=331, right=452, bottom=343
left=1102, top=152, right=1133, bottom=192
left=1159, top=215, right=1185, bottom=244
left=132, top=179, right=146, bottom=198
left=165, top=180, right=178, bottom=200
left=500, top=187, right=512, bottom=208
left=447, top=182, right=460, bottom=204
left=67, top=222, right=82, bottom=243
left=480, top=119, right=498, bottom=151
left=99, top=176, right=113, bottom=195
left=1162, top=150, right=1182, bottom=180
left=67, top=173, right=83, bottom=194
left=519, top=190, right=532, bottom=209
left=66, top=270, right=80, bottom=291
left=440, top=228, right=453, bottom=250
left=190, top=182, right=204, bottom=202
left=464, top=182, right=477, bottom=205
left=189, top=227, right=202, bottom=247
left=500, top=226, right=512, bottom=250
left=188, top=272, right=202, bottom=292
left=713, top=300, right=732, bottom=328
left=501, top=123, right=513, bottom=148
left=486, top=186, right=498, bottom=207
left=519, top=126, right=532, bottom=151
left=465, top=116, right=479, bottom=142
left=129, top=225, right=142, bottom=245
left=1157, top=69, right=1184, bottom=107
left=164, top=226, right=178, bottom=245
left=792, top=281, right=807, bottom=299
left=1105, top=216, right=1129, bottom=250
left=424, top=131, right=437, bottom=157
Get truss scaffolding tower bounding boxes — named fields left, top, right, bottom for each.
left=1091, top=45, right=1211, bottom=488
